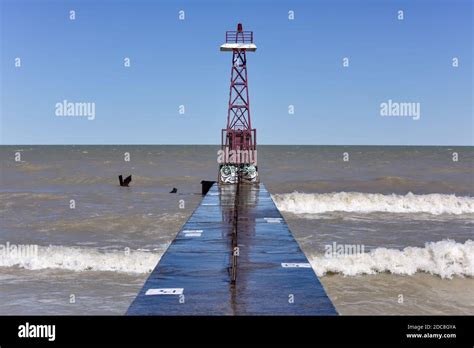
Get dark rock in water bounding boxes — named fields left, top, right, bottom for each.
left=119, top=175, right=132, bottom=187
left=170, top=188, right=178, bottom=193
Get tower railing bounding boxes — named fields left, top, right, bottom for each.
left=225, top=31, right=253, bottom=43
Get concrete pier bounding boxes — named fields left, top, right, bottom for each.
left=127, top=183, right=337, bottom=315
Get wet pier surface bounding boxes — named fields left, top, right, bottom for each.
left=127, top=183, right=337, bottom=315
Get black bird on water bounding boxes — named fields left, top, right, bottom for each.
left=118, top=175, right=132, bottom=187
left=170, top=188, right=178, bottom=193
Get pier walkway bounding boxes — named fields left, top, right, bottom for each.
left=127, top=183, right=337, bottom=315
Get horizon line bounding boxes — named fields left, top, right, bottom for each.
left=1, top=144, right=472, bottom=147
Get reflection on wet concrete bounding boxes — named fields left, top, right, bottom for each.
left=127, top=183, right=337, bottom=315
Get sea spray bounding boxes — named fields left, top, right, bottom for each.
left=273, top=192, right=474, bottom=215
left=0, top=245, right=169, bottom=274
left=310, top=239, right=474, bottom=279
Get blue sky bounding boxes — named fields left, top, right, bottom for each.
left=1, top=0, right=472, bottom=145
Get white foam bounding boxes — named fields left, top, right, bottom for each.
left=310, top=239, right=474, bottom=279
left=0, top=245, right=168, bottom=274
left=272, top=192, right=474, bottom=215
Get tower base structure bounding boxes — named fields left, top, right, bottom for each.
left=218, top=164, right=259, bottom=184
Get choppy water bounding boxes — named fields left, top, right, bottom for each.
left=0, top=145, right=473, bottom=314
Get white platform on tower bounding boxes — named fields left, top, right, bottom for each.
left=220, top=43, right=257, bottom=51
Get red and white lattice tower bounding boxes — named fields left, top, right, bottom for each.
left=219, top=23, right=258, bottom=184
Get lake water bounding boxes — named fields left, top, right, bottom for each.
left=0, top=145, right=472, bottom=314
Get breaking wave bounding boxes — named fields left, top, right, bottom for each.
left=310, top=239, right=474, bottom=279
left=272, top=192, right=474, bottom=215
left=0, top=245, right=168, bottom=274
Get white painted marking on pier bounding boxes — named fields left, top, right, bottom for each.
left=202, top=203, right=218, bottom=206
left=281, top=263, right=311, bottom=268
left=208, top=192, right=220, bottom=196
left=264, top=217, right=283, bottom=223
left=184, top=233, right=202, bottom=237
left=183, top=229, right=203, bottom=237
left=145, top=288, right=184, bottom=296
